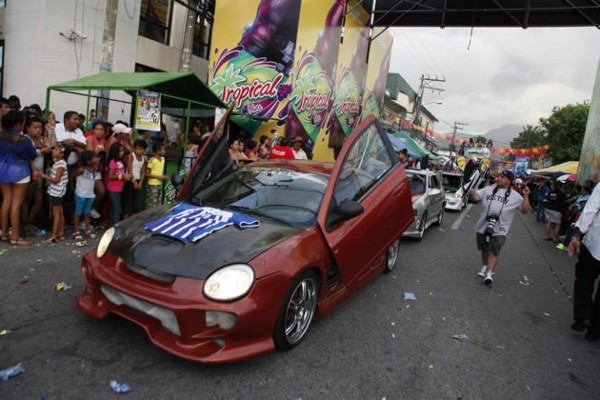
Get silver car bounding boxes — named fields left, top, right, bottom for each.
left=442, top=172, right=467, bottom=211
left=403, top=169, right=446, bottom=240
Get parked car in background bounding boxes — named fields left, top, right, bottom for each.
left=77, top=113, right=415, bottom=364
left=403, top=169, right=445, bottom=240
left=442, top=172, right=467, bottom=211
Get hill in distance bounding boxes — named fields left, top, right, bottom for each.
left=483, top=124, right=523, bottom=148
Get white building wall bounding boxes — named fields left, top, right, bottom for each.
left=2, top=0, right=209, bottom=125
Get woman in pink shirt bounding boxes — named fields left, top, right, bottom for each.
left=86, top=121, right=108, bottom=218
left=106, top=143, right=131, bottom=226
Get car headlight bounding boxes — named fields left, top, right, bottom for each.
left=203, top=264, right=255, bottom=302
left=454, top=192, right=462, bottom=198
left=96, top=227, right=115, bottom=258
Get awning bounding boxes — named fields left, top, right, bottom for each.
left=391, top=131, right=438, bottom=160
left=536, top=161, right=579, bottom=175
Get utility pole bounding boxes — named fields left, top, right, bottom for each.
left=451, top=121, right=468, bottom=154
left=413, top=75, right=445, bottom=139
left=179, top=6, right=197, bottom=72
left=98, top=0, right=119, bottom=120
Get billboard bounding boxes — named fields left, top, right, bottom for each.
left=361, top=28, right=393, bottom=121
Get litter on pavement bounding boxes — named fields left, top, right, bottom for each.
left=0, top=363, right=25, bottom=381
left=519, top=276, right=530, bottom=286
left=404, top=292, right=417, bottom=301
left=110, top=380, right=132, bottom=394
left=452, top=334, right=469, bottom=341
left=55, top=282, right=72, bottom=291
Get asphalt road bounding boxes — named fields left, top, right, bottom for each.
left=1, top=203, right=598, bottom=399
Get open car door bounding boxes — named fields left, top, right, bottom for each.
left=317, top=116, right=413, bottom=289
left=177, top=105, right=235, bottom=199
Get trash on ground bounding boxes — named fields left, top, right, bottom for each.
left=0, top=363, right=25, bottom=381
left=452, top=334, right=469, bottom=341
left=404, top=292, right=417, bottom=301
left=75, top=241, right=87, bottom=247
left=109, top=380, right=132, bottom=394
left=0, top=329, right=11, bottom=336
left=55, top=282, right=72, bottom=291
left=519, top=276, right=530, bottom=286
left=544, top=313, right=551, bottom=317
left=19, top=278, right=29, bottom=284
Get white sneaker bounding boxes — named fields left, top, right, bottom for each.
left=478, top=266, right=487, bottom=277
left=90, top=209, right=101, bottom=219
left=484, top=272, right=493, bottom=285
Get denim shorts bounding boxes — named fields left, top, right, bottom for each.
left=75, top=195, right=95, bottom=217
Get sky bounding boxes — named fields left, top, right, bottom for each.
left=388, top=27, right=600, bottom=137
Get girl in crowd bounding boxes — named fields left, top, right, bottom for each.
left=22, top=115, right=52, bottom=232
left=38, top=144, right=69, bottom=244
left=71, top=151, right=100, bottom=240
left=0, top=110, right=37, bottom=245
left=86, top=121, right=108, bottom=219
left=228, top=138, right=241, bottom=170
left=106, top=143, right=131, bottom=226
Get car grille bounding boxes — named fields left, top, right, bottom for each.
left=125, top=261, right=175, bottom=283
left=100, top=285, right=181, bottom=336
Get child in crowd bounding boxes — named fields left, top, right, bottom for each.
left=145, top=143, right=167, bottom=209
left=38, top=144, right=69, bottom=243
left=123, top=139, right=147, bottom=217
left=106, top=143, right=131, bottom=226
left=71, top=151, right=100, bottom=240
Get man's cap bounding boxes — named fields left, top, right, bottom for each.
left=112, top=123, right=132, bottom=135
left=291, top=136, right=304, bottom=143
left=500, top=170, right=515, bottom=181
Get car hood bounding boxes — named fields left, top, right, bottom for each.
left=107, top=204, right=302, bottom=280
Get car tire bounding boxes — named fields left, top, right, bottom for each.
left=417, top=212, right=427, bottom=241
left=383, top=239, right=400, bottom=274
left=434, top=207, right=444, bottom=226
left=273, top=270, right=320, bottom=350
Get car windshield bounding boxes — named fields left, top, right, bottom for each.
left=408, top=174, right=426, bottom=195
left=188, top=166, right=329, bottom=228
left=442, top=175, right=463, bottom=192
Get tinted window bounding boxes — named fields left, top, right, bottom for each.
left=408, top=174, right=426, bottom=195
left=333, top=123, right=393, bottom=203
left=189, top=166, right=328, bottom=227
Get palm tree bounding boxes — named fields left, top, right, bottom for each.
left=511, top=125, right=545, bottom=148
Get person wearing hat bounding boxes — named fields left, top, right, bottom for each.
left=107, top=122, right=134, bottom=155
left=467, top=170, right=531, bottom=285
left=291, top=136, right=308, bottom=160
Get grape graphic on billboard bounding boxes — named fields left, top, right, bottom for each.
left=209, top=0, right=301, bottom=135
left=362, top=28, right=393, bottom=121
left=285, top=0, right=345, bottom=153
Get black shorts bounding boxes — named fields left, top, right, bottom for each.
left=50, top=196, right=64, bottom=206
left=476, top=233, right=506, bottom=256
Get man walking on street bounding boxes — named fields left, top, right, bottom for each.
left=568, top=181, right=600, bottom=341
left=468, top=170, right=531, bottom=285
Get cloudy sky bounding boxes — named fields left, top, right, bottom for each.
left=388, top=27, right=600, bottom=138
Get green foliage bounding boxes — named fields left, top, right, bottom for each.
left=474, top=135, right=487, bottom=144
left=511, top=124, right=545, bottom=149
left=539, top=102, right=589, bottom=163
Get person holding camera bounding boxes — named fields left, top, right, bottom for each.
left=468, top=170, right=531, bottom=285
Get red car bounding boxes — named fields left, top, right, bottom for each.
left=77, top=113, right=414, bottom=363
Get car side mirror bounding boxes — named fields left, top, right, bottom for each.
left=325, top=200, right=364, bottom=231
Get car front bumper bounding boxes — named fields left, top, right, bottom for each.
left=77, top=251, right=290, bottom=364
left=445, top=196, right=463, bottom=210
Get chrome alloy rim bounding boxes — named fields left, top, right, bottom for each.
left=387, top=239, right=400, bottom=271
left=285, top=277, right=318, bottom=345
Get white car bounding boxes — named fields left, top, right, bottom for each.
left=403, top=169, right=445, bottom=240
left=442, top=172, right=467, bottom=211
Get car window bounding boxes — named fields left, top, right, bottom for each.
left=333, top=123, right=393, bottom=204
left=431, top=175, right=440, bottom=189
left=189, top=167, right=329, bottom=228
left=408, top=174, right=426, bottom=195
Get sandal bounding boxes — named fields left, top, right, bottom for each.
left=42, top=237, right=57, bottom=244
left=58, top=236, right=66, bottom=241
left=10, top=238, right=32, bottom=246
left=0, top=236, right=8, bottom=242
left=86, top=231, right=97, bottom=239
left=73, top=232, right=84, bottom=241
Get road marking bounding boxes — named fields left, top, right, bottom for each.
left=451, top=203, right=473, bottom=230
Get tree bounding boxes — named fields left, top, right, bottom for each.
left=539, top=102, right=590, bottom=163
left=474, top=135, right=487, bottom=144
left=511, top=124, right=545, bottom=148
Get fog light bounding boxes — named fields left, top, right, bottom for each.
left=206, top=311, right=236, bottom=330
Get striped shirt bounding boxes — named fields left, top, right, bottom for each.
left=144, top=204, right=259, bottom=242
left=47, top=159, right=69, bottom=198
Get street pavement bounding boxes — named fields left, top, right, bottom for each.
left=1, top=203, right=599, bottom=399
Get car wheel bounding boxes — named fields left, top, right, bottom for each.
left=434, top=207, right=444, bottom=226
left=417, top=212, right=427, bottom=241
left=273, top=270, right=319, bottom=350
left=383, top=239, right=400, bottom=274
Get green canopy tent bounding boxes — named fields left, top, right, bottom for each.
left=391, top=131, right=438, bottom=160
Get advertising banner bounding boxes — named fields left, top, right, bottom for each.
left=285, top=0, right=345, bottom=157
left=362, top=28, right=393, bottom=121
left=578, top=59, right=600, bottom=184
left=513, top=157, right=529, bottom=176
left=135, top=90, right=161, bottom=131
left=209, top=0, right=301, bottom=136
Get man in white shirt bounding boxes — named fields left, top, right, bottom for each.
left=468, top=170, right=531, bottom=285
left=53, top=111, right=86, bottom=166
left=291, top=136, right=308, bottom=160
left=568, top=181, right=600, bottom=340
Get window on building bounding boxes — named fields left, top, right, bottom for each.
left=0, top=1, right=5, bottom=7
left=139, top=0, right=173, bottom=45
left=176, top=0, right=215, bottom=60
left=0, top=41, right=4, bottom=98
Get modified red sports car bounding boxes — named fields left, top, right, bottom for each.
left=77, top=113, right=414, bottom=363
